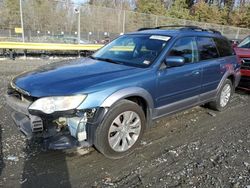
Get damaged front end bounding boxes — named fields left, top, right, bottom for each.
left=5, top=84, right=105, bottom=150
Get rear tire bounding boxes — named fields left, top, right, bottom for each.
left=94, top=99, right=146, bottom=159
left=208, top=79, right=233, bottom=111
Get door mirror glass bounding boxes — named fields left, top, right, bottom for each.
left=165, top=56, right=185, bottom=67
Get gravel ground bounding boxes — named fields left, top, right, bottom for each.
left=0, top=59, right=250, bottom=188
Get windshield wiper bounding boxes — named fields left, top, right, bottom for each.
left=89, top=56, right=122, bottom=64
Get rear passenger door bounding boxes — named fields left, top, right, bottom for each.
left=197, top=37, right=222, bottom=94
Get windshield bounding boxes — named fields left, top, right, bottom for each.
left=92, top=34, right=170, bottom=67
left=238, top=36, right=250, bottom=48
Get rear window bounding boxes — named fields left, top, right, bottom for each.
left=197, top=37, right=219, bottom=60
left=214, top=38, right=234, bottom=57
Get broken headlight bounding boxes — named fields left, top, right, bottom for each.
left=29, top=95, right=87, bottom=114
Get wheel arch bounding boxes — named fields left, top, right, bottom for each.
left=227, top=74, right=235, bottom=87
left=100, top=87, right=154, bottom=126
left=216, top=71, right=236, bottom=96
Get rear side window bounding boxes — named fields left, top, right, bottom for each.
left=197, top=37, right=219, bottom=60
left=214, top=38, right=234, bottom=57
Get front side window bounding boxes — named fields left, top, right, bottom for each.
left=238, top=36, right=250, bottom=48
left=197, top=37, right=219, bottom=60
left=168, top=37, right=199, bottom=63
left=92, top=34, right=170, bottom=67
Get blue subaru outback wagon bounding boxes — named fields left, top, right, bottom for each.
left=6, top=26, right=241, bottom=158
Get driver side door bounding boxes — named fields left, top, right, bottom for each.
left=155, top=37, right=202, bottom=116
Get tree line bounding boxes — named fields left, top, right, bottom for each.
left=90, top=0, right=250, bottom=28
left=0, top=0, right=249, bottom=40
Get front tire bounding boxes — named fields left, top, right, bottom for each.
left=208, top=79, right=233, bottom=111
left=94, top=99, right=146, bottom=159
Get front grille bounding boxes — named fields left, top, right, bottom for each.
left=241, top=58, right=250, bottom=70
left=30, top=115, right=44, bottom=132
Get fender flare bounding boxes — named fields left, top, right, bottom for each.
left=100, top=87, right=155, bottom=127
left=216, top=70, right=236, bottom=96
left=100, top=87, right=154, bottom=110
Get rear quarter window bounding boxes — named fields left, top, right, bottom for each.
left=197, top=37, right=219, bottom=60
left=214, top=38, right=234, bottom=57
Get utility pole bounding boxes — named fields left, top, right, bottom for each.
left=74, top=6, right=81, bottom=57
left=19, top=0, right=25, bottom=42
left=122, top=10, right=126, bottom=34
left=74, top=6, right=81, bottom=44
left=77, top=7, right=81, bottom=44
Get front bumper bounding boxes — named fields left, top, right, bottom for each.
left=5, top=94, right=33, bottom=138
left=5, top=93, right=105, bottom=150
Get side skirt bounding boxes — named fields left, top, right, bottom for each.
left=152, top=90, right=217, bottom=121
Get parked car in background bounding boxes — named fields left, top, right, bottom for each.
left=6, top=26, right=241, bottom=159
left=234, top=36, right=250, bottom=90
left=62, top=36, right=91, bottom=44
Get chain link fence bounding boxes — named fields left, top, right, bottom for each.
left=0, top=1, right=249, bottom=44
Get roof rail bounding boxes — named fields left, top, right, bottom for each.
left=137, top=25, right=221, bottom=34
left=155, top=25, right=202, bottom=30
left=137, top=27, right=154, bottom=31
left=205, top=28, right=221, bottom=34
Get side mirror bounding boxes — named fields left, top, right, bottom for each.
left=165, top=56, right=185, bottom=67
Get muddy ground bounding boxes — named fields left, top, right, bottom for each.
left=0, top=59, right=249, bottom=188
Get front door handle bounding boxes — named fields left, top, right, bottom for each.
left=192, top=70, right=200, bottom=75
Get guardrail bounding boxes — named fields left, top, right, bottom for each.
left=0, top=42, right=103, bottom=51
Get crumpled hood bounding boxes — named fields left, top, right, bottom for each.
left=13, top=58, right=143, bottom=97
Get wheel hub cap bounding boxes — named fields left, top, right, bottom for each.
left=220, top=84, right=231, bottom=107
left=108, top=111, right=141, bottom=152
